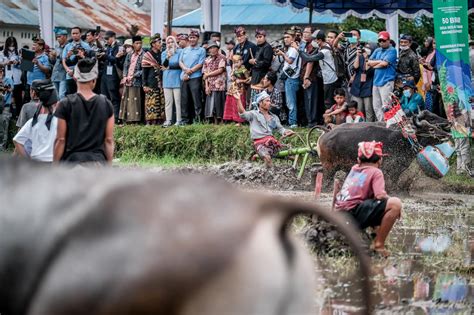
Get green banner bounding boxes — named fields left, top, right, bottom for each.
left=433, top=0, right=472, bottom=138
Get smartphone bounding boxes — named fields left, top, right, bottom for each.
left=343, top=32, right=353, bottom=38
left=96, top=25, right=101, bottom=35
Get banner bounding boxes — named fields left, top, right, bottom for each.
left=433, top=0, right=472, bottom=138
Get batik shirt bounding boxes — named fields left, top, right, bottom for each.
left=203, top=53, right=226, bottom=91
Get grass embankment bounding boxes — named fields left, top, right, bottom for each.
left=115, top=124, right=313, bottom=165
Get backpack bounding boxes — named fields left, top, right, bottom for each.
left=320, top=45, right=347, bottom=82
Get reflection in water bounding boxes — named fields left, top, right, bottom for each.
left=312, top=200, right=473, bottom=315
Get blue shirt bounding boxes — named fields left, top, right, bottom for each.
left=401, top=92, right=425, bottom=116
left=51, top=44, right=66, bottom=82
left=1, top=77, right=14, bottom=106
left=62, top=40, right=91, bottom=80
left=370, top=46, right=397, bottom=87
left=179, top=46, right=206, bottom=80
left=162, top=49, right=182, bottom=89
left=26, top=53, right=50, bottom=85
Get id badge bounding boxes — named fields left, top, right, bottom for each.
left=360, top=73, right=367, bottom=83
left=106, top=65, right=113, bottom=76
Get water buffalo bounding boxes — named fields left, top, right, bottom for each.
left=316, top=111, right=451, bottom=190
left=0, top=159, right=370, bottom=315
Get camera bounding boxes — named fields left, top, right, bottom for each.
left=270, top=40, right=284, bottom=54
left=72, top=43, right=82, bottom=55
left=357, top=42, right=367, bottom=53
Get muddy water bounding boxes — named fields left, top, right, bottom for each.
left=264, top=190, right=474, bottom=314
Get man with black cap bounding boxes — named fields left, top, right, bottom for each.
left=397, top=34, right=420, bottom=83
left=54, top=58, right=115, bottom=164
left=179, top=29, right=206, bottom=124
left=13, top=79, right=58, bottom=162
left=249, top=28, right=273, bottom=86
left=232, top=27, right=257, bottom=72
left=100, top=30, right=125, bottom=122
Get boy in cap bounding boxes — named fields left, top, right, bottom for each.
left=400, top=80, right=424, bottom=116
left=335, top=141, right=402, bottom=256
left=232, top=90, right=294, bottom=167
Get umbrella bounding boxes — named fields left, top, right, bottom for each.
left=360, top=29, right=378, bottom=43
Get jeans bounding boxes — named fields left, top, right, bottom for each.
left=285, top=77, right=300, bottom=126
left=303, top=83, right=318, bottom=126
left=54, top=80, right=67, bottom=100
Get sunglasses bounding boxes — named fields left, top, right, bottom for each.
left=378, top=39, right=387, bottom=43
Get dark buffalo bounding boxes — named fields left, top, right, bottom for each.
left=0, top=159, right=370, bottom=315
left=316, top=111, right=451, bottom=190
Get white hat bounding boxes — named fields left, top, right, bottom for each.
left=256, top=91, right=271, bottom=104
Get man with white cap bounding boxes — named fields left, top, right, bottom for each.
left=232, top=89, right=294, bottom=167
left=54, top=58, right=115, bottom=164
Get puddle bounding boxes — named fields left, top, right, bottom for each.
left=269, top=190, right=474, bottom=314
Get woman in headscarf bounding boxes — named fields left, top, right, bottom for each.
left=142, top=33, right=165, bottom=125
left=161, top=35, right=182, bottom=127
left=119, top=36, right=145, bottom=124
left=0, top=37, right=23, bottom=116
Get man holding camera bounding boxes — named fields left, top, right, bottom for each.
left=275, top=30, right=301, bottom=128
left=62, top=27, right=92, bottom=96
left=25, top=38, right=51, bottom=103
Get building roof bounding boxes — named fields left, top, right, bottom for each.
left=0, top=0, right=151, bottom=35
left=172, top=0, right=340, bottom=27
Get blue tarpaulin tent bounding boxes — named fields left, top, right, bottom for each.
left=272, top=0, right=474, bottom=18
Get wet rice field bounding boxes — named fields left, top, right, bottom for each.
left=272, top=190, right=473, bottom=314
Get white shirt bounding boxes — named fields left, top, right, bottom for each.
left=13, top=114, right=58, bottom=162
left=319, top=44, right=338, bottom=85
left=0, top=51, right=22, bottom=85
left=283, top=47, right=301, bottom=79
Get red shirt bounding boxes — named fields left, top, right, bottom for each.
left=335, top=165, right=387, bottom=211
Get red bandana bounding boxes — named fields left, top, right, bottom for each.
left=358, top=141, right=387, bottom=159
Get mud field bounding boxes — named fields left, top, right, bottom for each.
left=123, top=161, right=474, bottom=314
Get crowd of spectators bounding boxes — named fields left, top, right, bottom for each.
left=0, top=25, right=473, bottom=172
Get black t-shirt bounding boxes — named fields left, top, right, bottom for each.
left=54, top=93, right=113, bottom=162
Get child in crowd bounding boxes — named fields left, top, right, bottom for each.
left=13, top=79, right=58, bottom=162
left=335, top=141, right=402, bottom=257
left=345, top=101, right=365, bottom=123
left=323, top=88, right=348, bottom=127
left=223, top=54, right=250, bottom=125
left=400, top=80, right=425, bottom=117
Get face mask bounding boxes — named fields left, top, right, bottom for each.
left=348, top=37, right=357, bottom=44
left=215, top=41, right=220, bottom=47
left=126, top=47, right=133, bottom=54
left=403, top=89, right=412, bottom=98
left=8, top=46, right=15, bottom=51
left=364, top=48, right=371, bottom=55
left=400, top=45, right=410, bottom=51
left=311, top=41, right=318, bottom=48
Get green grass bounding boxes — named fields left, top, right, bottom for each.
left=115, top=124, right=315, bottom=164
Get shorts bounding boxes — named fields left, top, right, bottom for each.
left=349, top=199, right=387, bottom=229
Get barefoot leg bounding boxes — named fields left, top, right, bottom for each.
left=373, top=197, right=402, bottom=251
